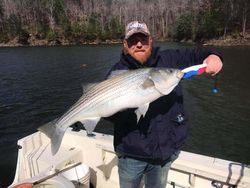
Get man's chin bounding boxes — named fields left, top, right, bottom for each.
left=134, top=55, right=149, bottom=64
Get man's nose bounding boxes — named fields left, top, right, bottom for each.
left=136, top=41, right=143, bottom=48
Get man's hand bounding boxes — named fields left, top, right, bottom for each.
left=12, top=183, right=33, bottom=188
left=203, top=54, right=223, bottom=76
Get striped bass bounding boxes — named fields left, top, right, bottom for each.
left=38, top=68, right=183, bottom=155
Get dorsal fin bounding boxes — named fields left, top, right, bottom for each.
left=107, top=70, right=129, bottom=79
left=82, top=83, right=98, bottom=93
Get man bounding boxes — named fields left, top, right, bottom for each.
left=107, top=21, right=223, bottom=188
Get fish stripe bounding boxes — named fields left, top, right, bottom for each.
left=57, top=69, right=150, bottom=126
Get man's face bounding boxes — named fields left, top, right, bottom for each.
left=124, top=33, right=152, bottom=64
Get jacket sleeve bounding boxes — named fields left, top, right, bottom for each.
left=160, top=48, right=223, bottom=69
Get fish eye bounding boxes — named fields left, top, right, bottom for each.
left=168, top=69, right=173, bottom=73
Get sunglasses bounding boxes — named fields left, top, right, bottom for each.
left=126, top=34, right=149, bottom=48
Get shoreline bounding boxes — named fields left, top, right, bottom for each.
left=203, top=36, right=250, bottom=46
left=0, top=35, right=250, bottom=48
left=0, top=36, right=123, bottom=48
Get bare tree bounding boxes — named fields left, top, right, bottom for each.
left=0, top=0, right=248, bottom=43
left=239, top=0, right=249, bottom=38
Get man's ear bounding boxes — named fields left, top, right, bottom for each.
left=123, top=40, right=129, bottom=55
left=149, top=37, right=153, bottom=46
left=123, top=40, right=127, bottom=47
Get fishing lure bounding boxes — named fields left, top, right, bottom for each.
left=181, top=63, right=219, bottom=94
left=181, top=63, right=207, bottom=79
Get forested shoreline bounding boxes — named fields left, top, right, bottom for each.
left=0, top=0, right=249, bottom=47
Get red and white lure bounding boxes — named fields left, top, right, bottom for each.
left=182, top=63, right=219, bottom=93
left=181, top=63, right=207, bottom=79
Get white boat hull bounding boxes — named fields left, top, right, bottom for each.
left=9, top=128, right=250, bottom=188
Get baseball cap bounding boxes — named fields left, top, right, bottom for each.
left=124, top=21, right=150, bottom=40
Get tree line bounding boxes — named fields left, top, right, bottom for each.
left=0, top=0, right=249, bottom=45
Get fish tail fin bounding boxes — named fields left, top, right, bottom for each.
left=38, top=119, right=65, bottom=155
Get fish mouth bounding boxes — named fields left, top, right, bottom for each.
left=176, top=71, right=184, bottom=79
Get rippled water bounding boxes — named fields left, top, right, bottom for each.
left=0, top=43, right=250, bottom=187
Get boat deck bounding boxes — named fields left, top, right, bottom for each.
left=10, top=128, right=250, bottom=188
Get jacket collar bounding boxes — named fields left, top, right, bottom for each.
left=120, top=47, right=160, bottom=69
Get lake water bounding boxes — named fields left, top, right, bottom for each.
left=0, top=42, right=250, bottom=187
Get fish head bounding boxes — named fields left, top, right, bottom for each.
left=158, top=68, right=184, bottom=80
left=149, top=68, right=183, bottom=95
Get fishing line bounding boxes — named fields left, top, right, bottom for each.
left=212, top=74, right=219, bottom=94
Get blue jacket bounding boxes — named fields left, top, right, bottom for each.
left=107, top=47, right=220, bottom=164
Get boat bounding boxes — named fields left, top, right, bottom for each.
left=9, top=127, right=250, bottom=188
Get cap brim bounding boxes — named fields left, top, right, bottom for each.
left=125, top=31, right=150, bottom=40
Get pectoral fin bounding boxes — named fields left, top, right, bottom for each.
left=141, top=78, right=155, bottom=89
left=149, top=70, right=174, bottom=95
left=135, top=103, right=150, bottom=123
left=81, top=117, right=100, bottom=136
